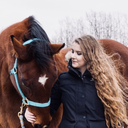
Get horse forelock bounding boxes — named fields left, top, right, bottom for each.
left=23, top=16, right=53, bottom=70
left=28, top=16, right=50, bottom=43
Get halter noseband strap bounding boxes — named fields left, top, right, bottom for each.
left=10, top=38, right=51, bottom=107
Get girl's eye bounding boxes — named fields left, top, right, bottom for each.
left=77, top=52, right=82, bottom=55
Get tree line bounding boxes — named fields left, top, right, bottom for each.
left=51, top=11, right=128, bottom=47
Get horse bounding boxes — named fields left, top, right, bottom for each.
left=0, top=16, right=68, bottom=128
left=99, top=39, right=128, bottom=80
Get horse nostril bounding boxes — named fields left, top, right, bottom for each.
left=34, top=124, right=43, bottom=128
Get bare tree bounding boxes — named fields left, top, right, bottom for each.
left=51, top=11, right=128, bottom=46
left=51, top=17, right=88, bottom=47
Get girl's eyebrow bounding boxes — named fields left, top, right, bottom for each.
left=71, top=49, right=82, bottom=52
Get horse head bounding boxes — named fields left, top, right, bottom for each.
left=0, top=16, right=65, bottom=128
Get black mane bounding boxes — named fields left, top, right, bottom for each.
left=23, top=16, right=52, bottom=70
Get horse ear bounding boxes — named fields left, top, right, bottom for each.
left=50, top=43, right=65, bottom=54
left=10, top=35, right=28, bottom=60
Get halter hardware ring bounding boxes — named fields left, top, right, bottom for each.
left=14, top=69, right=17, bottom=73
left=23, top=98, right=29, bottom=105
left=12, top=68, right=17, bottom=74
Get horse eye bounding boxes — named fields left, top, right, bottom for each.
left=21, top=78, right=27, bottom=86
left=22, top=82, right=25, bottom=86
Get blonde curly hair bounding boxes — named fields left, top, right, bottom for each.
left=74, top=35, right=128, bottom=128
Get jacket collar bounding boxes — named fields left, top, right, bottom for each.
left=67, top=59, right=92, bottom=78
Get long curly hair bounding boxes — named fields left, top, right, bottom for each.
left=74, top=35, right=128, bottom=128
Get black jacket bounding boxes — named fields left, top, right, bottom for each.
left=50, top=64, right=108, bottom=128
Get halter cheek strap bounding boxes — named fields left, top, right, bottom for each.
left=10, top=38, right=51, bottom=107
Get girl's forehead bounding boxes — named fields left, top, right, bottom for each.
left=71, top=42, right=81, bottom=51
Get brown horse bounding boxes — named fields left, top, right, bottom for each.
left=0, top=16, right=68, bottom=128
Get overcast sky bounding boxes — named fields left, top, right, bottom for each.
left=0, top=0, right=128, bottom=38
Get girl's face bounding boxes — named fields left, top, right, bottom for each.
left=71, top=42, right=86, bottom=74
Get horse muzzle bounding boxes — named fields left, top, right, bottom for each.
left=34, top=124, right=48, bottom=128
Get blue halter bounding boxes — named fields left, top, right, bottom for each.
left=10, top=38, right=51, bottom=107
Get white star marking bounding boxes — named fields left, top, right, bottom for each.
left=38, top=74, right=48, bottom=86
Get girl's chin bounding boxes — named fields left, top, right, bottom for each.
left=72, top=64, right=78, bottom=68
